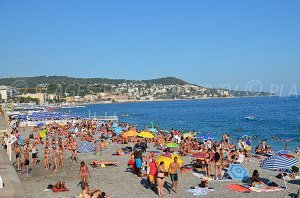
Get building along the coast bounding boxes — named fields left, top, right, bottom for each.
left=21, top=93, right=48, bottom=104
left=0, top=85, right=17, bottom=102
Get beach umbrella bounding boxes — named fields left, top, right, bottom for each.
left=78, top=141, right=94, bottom=153
left=114, top=127, right=123, bottom=135
left=138, top=131, right=154, bottom=138
left=191, top=152, right=206, bottom=159
left=260, top=155, right=298, bottom=170
left=201, top=134, right=214, bottom=141
left=260, top=155, right=298, bottom=189
left=166, top=142, right=180, bottom=148
left=149, top=128, right=158, bottom=133
left=123, top=130, right=138, bottom=137
left=37, top=122, right=44, bottom=127
left=160, top=130, right=170, bottom=134
left=39, top=129, right=47, bottom=138
left=157, top=154, right=183, bottom=169
left=275, top=150, right=292, bottom=155
left=183, top=133, right=194, bottom=138
left=228, top=164, right=249, bottom=180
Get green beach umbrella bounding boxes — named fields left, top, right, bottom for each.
left=39, top=129, right=47, bottom=138
left=166, top=142, right=180, bottom=148
left=183, top=133, right=194, bottom=138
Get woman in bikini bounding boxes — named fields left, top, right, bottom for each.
left=53, top=146, right=58, bottom=172
left=157, top=161, right=165, bottom=197
left=44, top=146, right=50, bottom=170
left=78, top=161, right=91, bottom=186
left=30, top=143, right=38, bottom=166
left=59, top=145, right=64, bottom=168
left=205, top=148, right=211, bottom=179
left=214, top=147, right=223, bottom=180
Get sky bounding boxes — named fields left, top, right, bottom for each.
left=0, top=0, right=299, bottom=95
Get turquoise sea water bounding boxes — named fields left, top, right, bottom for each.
left=58, top=96, right=300, bottom=151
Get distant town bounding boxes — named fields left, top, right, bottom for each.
left=0, top=76, right=272, bottom=104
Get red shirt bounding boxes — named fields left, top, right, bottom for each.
left=149, top=162, right=157, bottom=176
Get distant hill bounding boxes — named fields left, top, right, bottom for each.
left=0, top=76, right=271, bottom=98
left=0, top=76, right=188, bottom=87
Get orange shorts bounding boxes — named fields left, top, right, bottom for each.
left=149, top=175, right=156, bottom=183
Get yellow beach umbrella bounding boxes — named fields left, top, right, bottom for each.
left=39, top=129, right=47, bottom=138
left=157, top=153, right=183, bottom=169
left=138, top=131, right=154, bottom=138
left=123, top=130, right=138, bottom=137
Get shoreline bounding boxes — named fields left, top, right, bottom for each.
left=59, top=95, right=277, bottom=106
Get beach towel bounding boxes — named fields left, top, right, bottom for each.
left=225, top=184, right=251, bottom=193
left=249, top=187, right=283, bottom=192
left=187, top=187, right=216, bottom=196
left=192, top=172, right=205, bottom=178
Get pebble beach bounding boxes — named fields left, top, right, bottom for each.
left=15, top=127, right=299, bottom=198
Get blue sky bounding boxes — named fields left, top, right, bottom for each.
left=0, top=0, right=299, bottom=95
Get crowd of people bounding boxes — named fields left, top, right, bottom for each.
left=1, top=117, right=300, bottom=197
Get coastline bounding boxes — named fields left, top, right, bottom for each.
left=61, top=95, right=277, bottom=106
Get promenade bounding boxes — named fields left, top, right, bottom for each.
left=0, top=112, right=26, bottom=198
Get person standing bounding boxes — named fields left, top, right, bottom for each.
left=15, top=143, right=21, bottom=172
left=44, top=146, right=50, bottom=170
left=71, top=138, right=78, bottom=162
left=78, top=161, right=91, bottom=187
left=21, top=147, right=30, bottom=175
left=59, top=145, right=64, bottom=168
left=148, top=156, right=157, bottom=190
left=135, top=152, right=142, bottom=177
left=205, top=148, right=212, bottom=179
left=157, top=161, right=165, bottom=197
left=168, top=157, right=180, bottom=194
left=214, top=147, right=223, bottom=180
left=30, top=143, right=38, bottom=166
left=53, top=146, right=59, bottom=172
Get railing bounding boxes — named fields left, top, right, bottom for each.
left=7, top=136, right=17, bottom=161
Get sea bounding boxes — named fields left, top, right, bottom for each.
left=58, top=96, right=300, bottom=151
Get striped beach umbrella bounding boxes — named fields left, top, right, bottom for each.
left=260, top=155, right=298, bottom=170
left=78, top=141, right=94, bottom=153
left=275, top=150, right=291, bottom=155
left=260, top=155, right=298, bottom=189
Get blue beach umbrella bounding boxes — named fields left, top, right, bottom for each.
left=149, top=128, right=158, bottom=133
left=201, top=134, right=214, bottom=141
left=227, top=164, right=249, bottom=180
left=37, top=122, right=44, bottom=127
left=112, top=123, right=119, bottom=128
left=114, top=127, right=123, bottom=135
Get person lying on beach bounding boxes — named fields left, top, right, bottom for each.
left=81, top=183, right=111, bottom=198
left=90, top=160, right=118, bottom=167
left=115, top=148, right=125, bottom=155
left=250, top=170, right=266, bottom=187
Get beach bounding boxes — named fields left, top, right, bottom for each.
left=14, top=127, right=299, bottom=198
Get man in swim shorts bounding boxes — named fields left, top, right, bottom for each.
left=168, top=157, right=180, bottom=193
